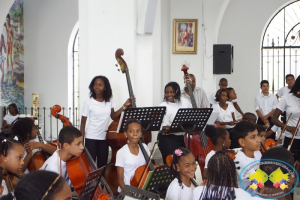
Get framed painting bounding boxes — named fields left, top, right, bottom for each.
left=172, top=19, right=198, bottom=54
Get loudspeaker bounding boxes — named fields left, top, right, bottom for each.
left=213, top=44, right=233, bottom=74
left=136, top=0, right=158, bottom=34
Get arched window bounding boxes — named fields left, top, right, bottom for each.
left=261, top=1, right=300, bottom=94
left=68, top=22, right=79, bottom=128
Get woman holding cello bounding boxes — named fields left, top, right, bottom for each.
left=80, top=75, right=131, bottom=168
left=272, top=75, right=300, bottom=151
left=157, top=81, right=192, bottom=164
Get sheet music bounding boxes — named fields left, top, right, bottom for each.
left=206, top=112, right=219, bottom=125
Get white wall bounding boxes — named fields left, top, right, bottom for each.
left=217, top=0, right=290, bottom=114
left=24, top=0, right=78, bottom=138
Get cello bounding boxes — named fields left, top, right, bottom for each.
left=51, top=105, right=112, bottom=200
left=105, top=49, right=151, bottom=196
left=181, top=65, right=214, bottom=175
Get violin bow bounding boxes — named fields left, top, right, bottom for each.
left=277, top=113, right=292, bottom=141
left=287, top=117, right=300, bottom=151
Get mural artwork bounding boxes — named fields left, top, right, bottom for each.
left=1, top=0, right=24, bottom=112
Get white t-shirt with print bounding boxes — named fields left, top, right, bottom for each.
left=40, top=150, right=71, bottom=185
left=115, top=143, right=150, bottom=192
left=82, top=98, right=115, bottom=140
left=159, top=97, right=192, bottom=135
left=204, top=150, right=215, bottom=169
left=212, top=102, right=236, bottom=129
left=277, top=93, right=300, bottom=139
left=277, top=86, right=290, bottom=98
left=166, top=178, right=194, bottom=200
left=193, top=185, right=261, bottom=200
left=3, top=114, right=19, bottom=125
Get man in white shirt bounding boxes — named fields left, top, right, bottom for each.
left=210, top=78, right=244, bottom=115
left=276, top=74, right=295, bottom=98
left=181, top=74, right=209, bottom=108
left=255, top=80, right=278, bottom=138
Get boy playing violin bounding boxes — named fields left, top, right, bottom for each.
left=40, top=126, right=84, bottom=185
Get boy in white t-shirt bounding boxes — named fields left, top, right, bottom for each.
left=40, top=126, right=84, bottom=185
left=233, top=121, right=261, bottom=188
left=276, top=74, right=295, bottom=98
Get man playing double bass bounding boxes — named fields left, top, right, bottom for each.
left=181, top=74, right=209, bottom=108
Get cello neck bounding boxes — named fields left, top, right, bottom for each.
left=138, top=140, right=154, bottom=171
left=37, top=129, right=44, bottom=143
left=125, top=68, right=136, bottom=108
left=186, top=84, right=197, bottom=108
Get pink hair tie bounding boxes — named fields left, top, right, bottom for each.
left=174, top=149, right=183, bottom=156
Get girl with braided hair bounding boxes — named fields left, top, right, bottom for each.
left=166, top=147, right=197, bottom=200
left=193, top=151, right=260, bottom=200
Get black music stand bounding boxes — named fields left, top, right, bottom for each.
left=143, top=164, right=172, bottom=198
left=117, top=107, right=166, bottom=133
left=78, top=167, right=105, bottom=200
left=116, top=185, right=160, bottom=200
left=168, top=108, right=213, bottom=149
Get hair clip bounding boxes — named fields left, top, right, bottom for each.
left=13, top=136, right=18, bottom=141
left=2, top=139, right=7, bottom=143
left=175, top=149, right=183, bottom=156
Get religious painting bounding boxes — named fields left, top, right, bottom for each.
left=173, top=19, right=198, bottom=54
left=1, top=0, right=24, bottom=112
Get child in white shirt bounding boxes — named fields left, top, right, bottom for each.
left=40, top=126, right=84, bottom=185
left=166, top=147, right=197, bottom=200
left=116, top=119, right=150, bottom=192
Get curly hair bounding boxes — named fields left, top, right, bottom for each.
left=88, top=75, right=112, bottom=102
left=163, top=81, right=181, bottom=102
left=12, top=118, right=35, bottom=144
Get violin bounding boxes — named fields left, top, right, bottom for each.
left=259, top=139, right=276, bottom=153
left=52, top=105, right=112, bottom=200
left=105, top=49, right=151, bottom=197
left=225, top=149, right=237, bottom=160
left=181, top=65, right=214, bottom=175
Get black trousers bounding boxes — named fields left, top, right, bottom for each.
left=157, top=133, right=185, bottom=164
left=283, top=136, right=300, bottom=151
left=257, top=116, right=275, bottom=140
left=85, top=138, right=108, bottom=168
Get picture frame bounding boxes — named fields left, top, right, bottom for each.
left=172, top=19, right=198, bottom=54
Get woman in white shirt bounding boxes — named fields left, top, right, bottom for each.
left=1, top=103, right=19, bottom=130
left=212, top=89, right=238, bottom=148
left=158, top=81, right=192, bottom=164
left=80, top=76, right=130, bottom=168
left=272, top=75, right=300, bottom=151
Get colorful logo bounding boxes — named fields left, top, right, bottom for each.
left=239, top=159, right=299, bottom=199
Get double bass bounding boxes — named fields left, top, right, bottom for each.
left=105, top=49, right=151, bottom=196
left=181, top=65, right=214, bottom=175
left=51, top=105, right=112, bottom=200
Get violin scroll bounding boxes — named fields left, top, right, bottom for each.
left=51, top=105, right=71, bottom=126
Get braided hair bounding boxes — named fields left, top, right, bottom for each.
left=200, top=151, right=237, bottom=200
left=170, top=147, right=193, bottom=186
left=14, top=170, right=68, bottom=200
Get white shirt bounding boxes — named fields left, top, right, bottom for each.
left=166, top=178, right=194, bottom=200
left=1, top=180, right=8, bottom=196
left=212, top=102, right=236, bottom=129
left=193, top=185, right=261, bottom=200
left=40, top=150, right=71, bottom=185
left=271, top=125, right=283, bottom=140
left=115, top=143, right=150, bottom=192
left=210, top=91, right=237, bottom=105
left=82, top=98, right=115, bottom=140
left=3, top=113, right=19, bottom=125
left=277, top=93, right=300, bottom=139
left=254, top=93, right=278, bottom=116
left=204, top=150, right=215, bottom=169
left=24, top=137, right=48, bottom=174
left=159, top=97, right=192, bottom=135
left=234, top=150, right=262, bottom=180
left=276, top=86, right=291, bottom=97
left=181, top=87, right=209, bottom=108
